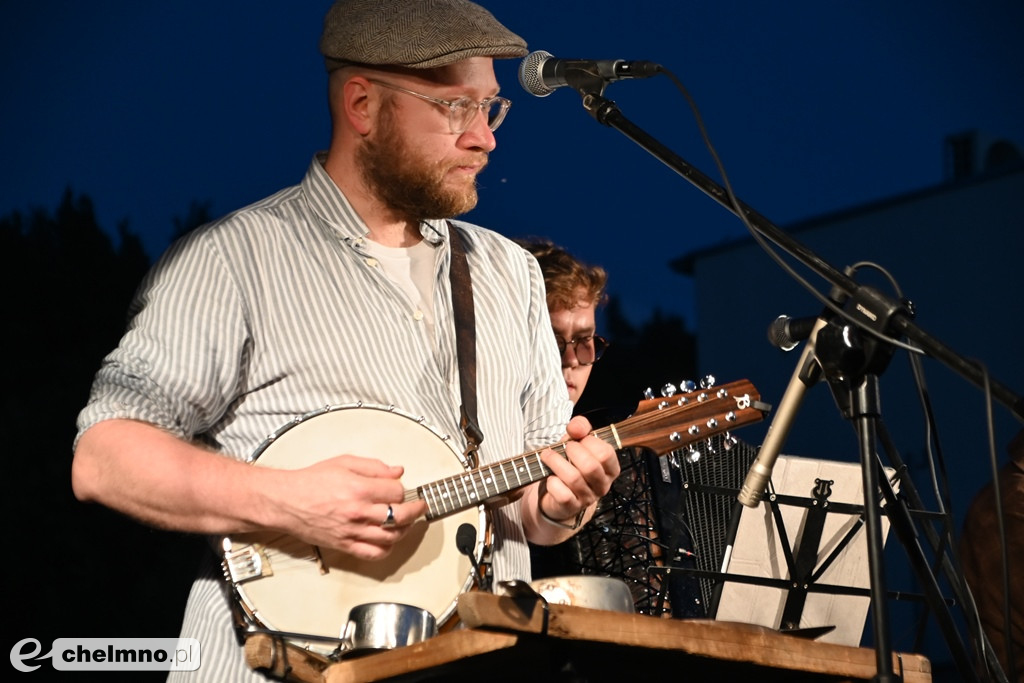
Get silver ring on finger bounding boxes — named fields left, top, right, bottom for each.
left=381, top=504, right=397, bottom=528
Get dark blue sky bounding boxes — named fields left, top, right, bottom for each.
left=3, top=1, right=1022, bottom=327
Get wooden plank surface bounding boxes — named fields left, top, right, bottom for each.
left=455, top=593, right=931, bottom=683
left=246, top=593, right=932, bottom=683
left=245, top=629, right=521, bottom=683
left=244, top=634, right=330, bottom=682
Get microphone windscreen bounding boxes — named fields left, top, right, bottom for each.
left=767, top=315, right=798, bottom=351
left=519, top=50, right=554, bottom=97
left=767, top=315, right=818, bottom=351
left=456, top=523, right=476, bottom=554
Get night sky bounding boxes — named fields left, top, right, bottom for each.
left=4, top=1, right=1022, bottom=328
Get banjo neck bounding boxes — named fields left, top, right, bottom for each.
left=409, top=378, right=767, bottom=520
left=411, top=440, right=574, bottom=519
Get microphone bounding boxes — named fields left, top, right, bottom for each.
left=767, top=315, right=819, bottom=352
left=737, top=317, right=828, bottom=507
left=456, top=523, right=491, bottom=592
left=518, top=50, right=662, bottom=97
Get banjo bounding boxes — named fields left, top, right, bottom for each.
left=222, top=378, right=765, bottom=653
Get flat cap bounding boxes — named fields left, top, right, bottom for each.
left=320, top=0, right=528, bottom=71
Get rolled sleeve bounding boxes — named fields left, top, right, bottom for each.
left=75, top=229, right=250, bottom=449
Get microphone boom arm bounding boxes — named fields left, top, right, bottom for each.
left=577, top=92, right=1024, bottom=421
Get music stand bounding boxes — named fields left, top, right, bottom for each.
left=712, top=455, right=897, bottom=646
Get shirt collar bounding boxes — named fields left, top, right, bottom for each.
left=303, top=152, right=450, bottom=248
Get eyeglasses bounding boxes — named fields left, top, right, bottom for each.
left=368, top=79, right=512, bottom=135
left=555, top=335, right=609, bottom=366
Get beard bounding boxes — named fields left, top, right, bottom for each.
left=356, top=101, right=486, bottom=220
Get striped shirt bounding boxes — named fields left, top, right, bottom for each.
left=76, top=154, right=572, bottom=681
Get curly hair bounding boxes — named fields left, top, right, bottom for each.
left=515, top=237, right=608, bottom=312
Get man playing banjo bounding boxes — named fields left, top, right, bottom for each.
left=71, top=1, right=619, bottom=680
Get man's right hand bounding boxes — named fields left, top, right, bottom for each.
left=266, top=454, right=428, bottom=559
left=72, top=419, right=427, bottom=560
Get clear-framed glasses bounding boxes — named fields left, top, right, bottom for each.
left=555, top=335, right=609, bottom=366
left=368, top=79, right=512, bottom=134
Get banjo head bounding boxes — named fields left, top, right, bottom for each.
left=223, top=403, right=486, bottom=653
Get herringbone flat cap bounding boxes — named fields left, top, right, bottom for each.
left=321, top=0, right=528, bottom=71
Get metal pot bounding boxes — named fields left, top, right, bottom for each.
left=528, top=575, right=635, bottom=613
left=339, top=602, right=437, bottom=657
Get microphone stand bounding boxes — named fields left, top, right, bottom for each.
left=571, top=90, right=1023, bottom=682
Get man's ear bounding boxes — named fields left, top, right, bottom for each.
left=342, top=76, right=375, bottom=135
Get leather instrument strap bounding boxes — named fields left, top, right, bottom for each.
left=447, top=223, right=484, bottom=468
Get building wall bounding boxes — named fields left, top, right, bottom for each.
left=683, top=166, right=1023, bottom=676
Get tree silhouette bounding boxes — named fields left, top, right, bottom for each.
left=171, top=199, right=214, bottom=242
left=3, top=190, right=202, bottom=681
left=576, top=295, right=698, bottom=422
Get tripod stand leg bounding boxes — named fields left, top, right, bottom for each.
left=872, top=440, right=991, bottom=682
left=852, top=375, right=897, bottom=682
left=875, top=423, right=1007, bottom=683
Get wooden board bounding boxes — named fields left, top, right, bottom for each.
left=245, top=593, right=932, bottom=683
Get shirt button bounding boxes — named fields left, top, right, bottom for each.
left=365, top=258, right=378, bottom=267
left=413, top=310, right=424, bottom=321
